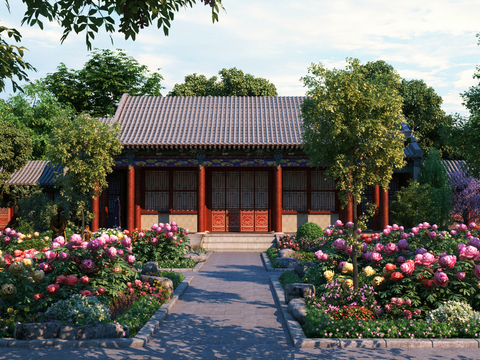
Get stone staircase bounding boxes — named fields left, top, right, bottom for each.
left=199, top=233, right=280, bottom=252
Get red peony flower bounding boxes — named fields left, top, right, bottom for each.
left=33, top=293, right=45, bottom=301
left=66, top=275, right=78, bottom=286
left=56, top=276, right=67, bottom=285
left=79, top=276, right=89, bottom=285
left=416, top=274, right=424, bottom=282
left=140, top=291, right=147, bottom=296
left=390, top=272, right=404, bottom=282
left=423, top=279, right=435, bottom=289
left=79, top=290, right=92, bottom=297
left=97, top=288, right=105, bottom=295
left=400, top=261, right=415, bottom=276
left=385, top=263, right=396, bottom=272
left=46, top=284, right=60, bottom=295
left=14, top=250, right=23, bottom=257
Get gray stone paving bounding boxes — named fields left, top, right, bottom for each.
left=0, top=253, right=480, bottom=359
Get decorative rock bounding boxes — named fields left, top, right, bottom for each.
left=142, top=262, right=160, bottom=274
left=183, top=251, right=207, bottom=263
left=140, top=275, right=174, bottom=297
left=284, top=283, right=315, bottom=304
left=58, top=324, right=126, bottom=340
left=14, top=322, right=63, bottom=340
left=276, top=257, right=299, bottom=269
left=278, top=249, right=296, bottom=258
left=294, top=262, right=313, bottom=279
left=288, top=298, right=307, bottom=325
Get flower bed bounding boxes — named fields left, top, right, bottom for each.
left=0, top=222, right=191, bottom=339
left=272, top=220, right=480, bottom=339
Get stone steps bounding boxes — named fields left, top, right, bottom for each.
left=200, top=233, right=280, bottom=252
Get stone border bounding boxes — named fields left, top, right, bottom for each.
left=4, top=276, right=194, bottom=348
left=262, top=253, right=288, bottom=272
left=270, top=275, right=480, bottom=349
left=156, top=251, right=213, bottom=272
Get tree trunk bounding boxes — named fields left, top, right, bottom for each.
left=352, top=193, right=359, bottom=290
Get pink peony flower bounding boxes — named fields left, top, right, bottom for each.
left=400, top=232, right=408, bottom=240
left=334, top=220, right=343, bottom=228
left=106, top=247, right=117, bottom=259
left=79, top=290, right=92, bottom=297
left=421, top=253, right=436, bottom=266
left=117, top=249, right=124, bottom=257
left=51, top=242, right=61, bottom=249
left=458, top=243, right=466, bottom=253
left=324, top=229, right=333, bottom=237
left=433, top=271, right=449, bottom=287
left=69, top=234, right=83, bottom=246
left=396, top=256, right=406, bottom=265
left=172, top=226, right=178, bottom=232
left=429, top=231, right=437, bottom=239
left=383, top=229, right=390, bottom=236
left=398, top=239, right=409, bottom=251
left=321, top=253, right=329, bottom=261
left=59, top=252, right=69, bottom=261
left=87, top=239, right=101, bottom=251
left=3, top=236, right=10, bottom=244
left=474, top=265, right=480, bottom=279
left=314, top=250, right=324, bottom=261
left=185, top=229, right=189, bottom=235
left=414, top=309, right=422, bottom=316
left=423, top=222, right=431, bottom=229
left=385, top=304, right=393, bottom=312
left=151, top=224, right=159, bottom=231
left=80, top=259, right=95, bottom=273
left=459, top=245, right=479, bottom=260
left=126, top=255, right=136, bottom=264
left=392, top=224, right=399, bottom=231
left=79, top=276, right=89, bottom=285
left=416, top=248, right=427, bottom=255
left=395, top=298, right=404, bottom=306
left=150, top=237, right=158, bottom=245
left=346, top=222, right=354, bottom=229
left=384, top=242, right=398, bottom=255
left=469, top=222, right=477, bottom=229
left=411, top=227, right=419, bottom=235
left=400, top=261, right=415, bottom=276
left=405, top=299, right=412, bottom=306
left=457, top=272, right=466, bottom=281
left=46, top=284, right=60, bottom=295
left=374, top=243, right=384, bottom=252
left=121, top=237, right=132, bottom=247
left=414, top=254, right=423, bottom=266
left=166, top=232, right=174, bottom=239
left=432, top=224, right=438, bottom=230
left=44, top=250, right=57, bottom=262
left=451, top=230, right=457, bottom=236
left=54, top=236, right=65, bottom=246
left=439, top=255, right=456, bottom=269
left=333, top=238, right=346, bottom=251
left=371, top=252, right=383, bottom=263
left=171, top=221, right=177, bottom=227
left=346, top=246, right=352, bottom=255
left=80, top=242, right=88, bottom=249
left=403, top=310, right=412, bottom=319
left=337, top=229, right=343, bottom=235
left=469, top=237, right=480, bottom=249
left=363, top=252, right=372, bottom=262
left=361, top=243, right=368, bottom=253
left=138, top=232, right=145, bottom=238
left=107, top=235, right=118, bottom=245
left=460, top=224, right=468, bottom=231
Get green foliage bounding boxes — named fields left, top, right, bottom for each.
left=279, top=270, right=302, bottom=289
left=266, top=247, right=279, bottom=268
left=0, top=119, right=32, bottom=199
left=44, top=49, right=164, bottom=117
left=168, top=67, right=277, bottom=97
left=151, top=270, right=185, bottom=289
left=46, top=114, right=122, bottom=230
left=296, top=222, right=324, bottom=242
left=390, top=180, right=433, bottom=228
left=20, top=1, right=224, bottom=50
left=3, top=81, right=74, bottom=160
left=426, top=300, right=480, bottom=327
left=0, top=25, right=35, bottom=92
left=46, top=294, right=111, bottom=325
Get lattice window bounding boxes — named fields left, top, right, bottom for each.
left=311, top=170, right=336, bottom=211
left=173, top=170, right=197, bottom=211
left=283, top=170, right=307, bottom=211
left=145, top=170, right=169, bottom=211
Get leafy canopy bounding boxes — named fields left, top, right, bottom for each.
left=168, top=67, right=278, bottom=96
left=300, top=58, right=406, bottom=212
left=44, top=49, right=164, bottom=117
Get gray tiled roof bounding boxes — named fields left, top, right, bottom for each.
left=112, top=95, right=304, bottom=148
left=442, top=160, right=467, bottom=177
left=5, top=161, right=63, bottom=186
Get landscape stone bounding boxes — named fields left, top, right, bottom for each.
left=58, top=324, right=125, bottom=340
left=276, top=257, right=299, bottom=269
left=278, top=249, right=296, bottom=258
left=142, top=261, right=160, bottom=274
left=183, top=251, right=207, bottom=263
left=294, top=262, right=313, bottom=279
left=14, top=322, right=63, bottom=340
left=287, top=298, right=307, bottom=325
left=140, top=275, right=174, bottom=297
left=284, top=283, right=315, bottom=304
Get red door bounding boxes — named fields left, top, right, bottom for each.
left=211, top=170, right=269, bottom=232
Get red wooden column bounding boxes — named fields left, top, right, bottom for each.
left=127, top=166, right=135, bottom=231
left=345, top=195, right=353, bottom=223
left=274, top=166, right=282, bottom=232
left=380, top=186, right=389, bottom=230
left=135, top=169, right=141, bottom=230
left=100, top=189, right=108, bottom=228
left=198, top=166, right=206, bottom=232
left=91, top=196, right=99, bottom=232
left=372, top=185, right=380, bottom=231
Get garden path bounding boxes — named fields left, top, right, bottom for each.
left=0, top=253, right=479, bottom=359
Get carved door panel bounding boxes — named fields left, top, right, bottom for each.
left=254, top=171, right=269, bottom=232
left=226, top=172, right=240, bottom=231
left=0, top=207, right=11, bottom=229
left=240, top=171, right=254, bottom=232
left=212, top=171, right=226, bottom=231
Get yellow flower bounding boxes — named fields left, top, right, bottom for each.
left=26, top=234, right=32, bottom=240
left=9, top=261, right=25, bottom=275
left=33, top=232, right=40, bottom=238
left=22, top=258, right=33, bottom=269
left=17, top=239, right=23, bottom=243
left=372, top=276, right=385, bottom=289
left=24, top=307, right=30, bottom=313
left=343, top=279, right=354, bottom=289
left=1, top=284, right=17, bottom=298
left=20, top=234, right=26, bottom=240
left=341, top=262, right=354, bottom=274
left=14, top=310, right=19, bottom=314
left=0, top=255, right=5, bottom=268
left=363, top=266, right=376, bottom=277
left=32, top=270, right=45, bottom=283
left=43, top=236, right=50, bottom=242
left=7, top=308, right=13, bottom=313
left=324, top=270, right=335, bottom=282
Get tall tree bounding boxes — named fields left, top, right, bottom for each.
left=44, top=49, right=164, bottom=117
left=300, top=58, right=406, bottom=289
left=168, top=67, right=278, bottom=96
left=3, top=80, right=74, bottom=160
left=0, top=118, right=32, bottom=201
left=46, top=114, right=122, bottom=234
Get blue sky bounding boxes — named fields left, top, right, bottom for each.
left=2, top=0, right=480, bottom=116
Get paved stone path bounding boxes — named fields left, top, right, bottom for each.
left=1, top=253, right=480, bottom=359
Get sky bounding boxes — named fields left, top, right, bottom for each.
left=2, top=0, right=480, bottom=116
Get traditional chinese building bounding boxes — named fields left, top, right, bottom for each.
left=90, top=95, right=423, bottom=234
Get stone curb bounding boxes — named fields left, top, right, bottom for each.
left=262, top=253, right=288, bottom=272
left=6, top=276, right=194, bottom=348
left=270, top=276, right=480, bottom=349
left=156, top=251, right=213, bottom=272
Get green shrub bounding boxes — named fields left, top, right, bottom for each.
left=151, top=270, right=185, bottom=289
left=426, top=301, right=480, bottom=326
left=279, top=270, right=302, bottom=289
left=296, top=222, right=323, bottom=242
left=45, top=294, right=111, bottom=326
left=116, top=295, right=164, bottom=337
